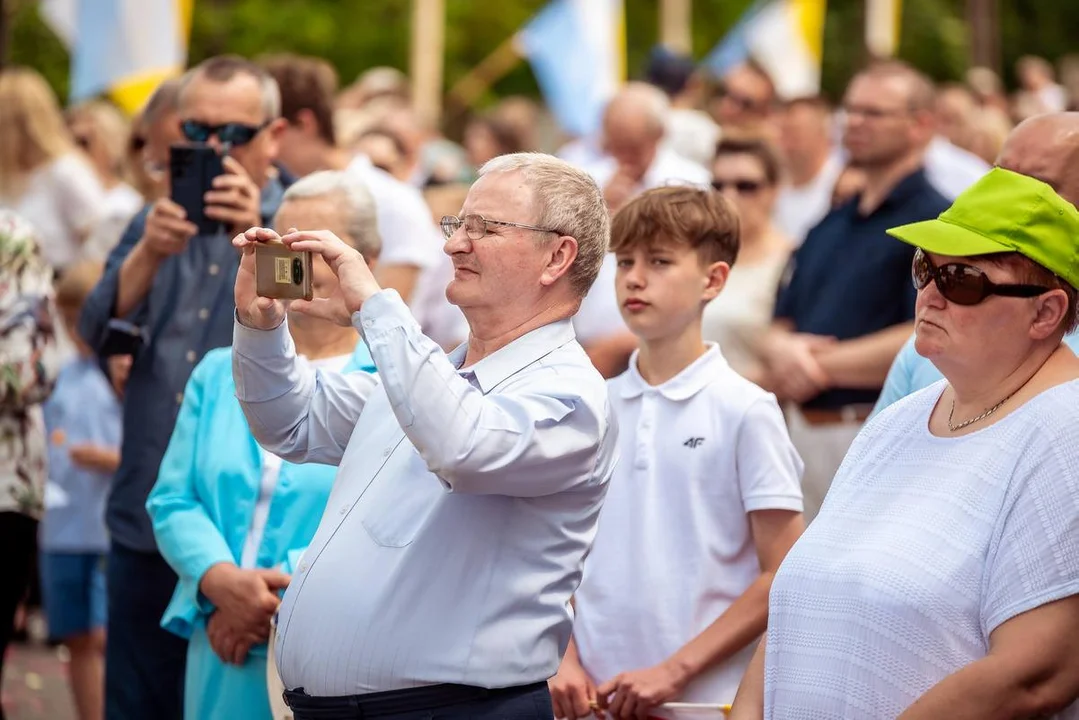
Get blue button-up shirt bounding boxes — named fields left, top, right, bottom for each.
left=232, top=290, right=617, bottom=695
left=79, top=178, right=288, bottom=552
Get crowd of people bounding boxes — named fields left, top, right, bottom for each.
left=0, top=41, right=1077, bottom=720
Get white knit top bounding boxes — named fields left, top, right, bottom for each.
left=764, top=379, right=1079, bottom=719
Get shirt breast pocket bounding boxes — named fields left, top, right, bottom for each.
left=359, top=447, right=444, bottom=548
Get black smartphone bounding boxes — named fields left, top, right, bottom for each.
left=169, top=143, right=225, bottom=235
left=99, top=318, right=146, bottom=357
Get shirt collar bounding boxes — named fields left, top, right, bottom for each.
left=619, top=343, right=729, bottom=401
left=447, top=318, right=577, bottom=393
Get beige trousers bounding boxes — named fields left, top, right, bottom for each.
left=785, top=405, right=864, bottom=523
left=267, top=622, right=293, bottom=720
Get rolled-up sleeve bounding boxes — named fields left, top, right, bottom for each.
left=79, top=208, right=147, bottom=352
left=233, top=316, right=378, bottom=466
left=358, top=290, right=610, bottom=497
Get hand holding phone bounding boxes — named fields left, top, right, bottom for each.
left=205, top=156, right=262, bottom=233
left=233, top=228, right=307, bottom=332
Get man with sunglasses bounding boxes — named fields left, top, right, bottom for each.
left=759, top=61, right=950, bottom=523
left=78, top=55, right=289, bottom=720
left=712, top=60, right=777, bottom=134
left=873, top=111, right=1079, bottom=417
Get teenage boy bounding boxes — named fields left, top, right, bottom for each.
left=550, top=187, right=805, bottom=720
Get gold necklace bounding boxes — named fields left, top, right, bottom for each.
left=947, top=389, right=1020, bottom=432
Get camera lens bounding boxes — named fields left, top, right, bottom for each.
left=292, top=257, right=303, bottom=285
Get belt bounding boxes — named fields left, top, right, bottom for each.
left=283, top=681, right=547, bottom=719
left=797, top=405, right=873, bottom=425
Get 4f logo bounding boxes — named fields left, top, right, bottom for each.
left=683, top=437, right=705, bottom=449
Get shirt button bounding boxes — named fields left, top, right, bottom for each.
left=382, top=448, right=392, bottom=459
left=198, top=308, right=209, bottom=321
left=298, top=562, right=308, bottom=573
left=209, top=264, right=220, bottom=276
left=175, top=392, right=183, bottom=405
left=186, top=350, right=197, bottom=363
left=339, top=505, right=348, bottom=516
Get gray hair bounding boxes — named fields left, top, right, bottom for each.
left=277, top=171, right=381, bottom=259
left=605, top=82, right=670, bottom=136
left=179, top=55, right=282, bottom=120
left=479, top=153, right=610, bottom=298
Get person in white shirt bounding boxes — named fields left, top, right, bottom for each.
left=551, top=186, right=804, bottom=720
left=1017, top=55, right=1069, bottom=114
left=574, top=83, right=711, bottom=378
left=730, top=154, right=1079, bottom=718
left=259, top=54, right=462, bottom=346
left=230, top=152, right=617, bottom=720
left=0, top=67, right=106, bottom=271
left=773, top=96, right=842, bottom=245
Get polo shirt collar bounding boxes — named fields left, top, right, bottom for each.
left=861, top=167, right=930, bottom=217
left=619, top=343, right=729, bottom=401
left=448, top=318, right=577, bottom=393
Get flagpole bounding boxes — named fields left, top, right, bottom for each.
left=410, top=0, right=445, bottom=129
left=0, top=0, right=10, bottom=70
left=660, top=0, right=692, bottom=54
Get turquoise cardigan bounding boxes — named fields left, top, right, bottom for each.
left=147, top=342, right=376, bottom=643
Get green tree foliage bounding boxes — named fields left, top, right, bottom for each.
left=6, top=0, right=1079, bottom=113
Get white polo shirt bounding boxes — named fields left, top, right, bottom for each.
left=573, top=345, right=804, bottom=707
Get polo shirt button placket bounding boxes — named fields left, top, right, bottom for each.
left=635, top=393, right=654, bottom=470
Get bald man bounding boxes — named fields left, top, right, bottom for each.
left=573, top=83, right=711, bottom=377
left=874, top=111, right=1079, bottom=417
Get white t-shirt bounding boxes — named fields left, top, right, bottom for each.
left=765, top=380, right=1079, bottom=719
left=240, top=352, right=352, bottom=569
left=573, top=149, right=712, bottom=344
left=344, top=154, right=465, bottom=347
left=574, top=345, right=804, bottom=710
left=924, top=136, right=990, bottom=201
left=83, top=183, right=144, bottom=263
left=772, top=153, right=843, bottom=246
left=665, top=109, right=721, bottom=170
left=0, top=153, right=106, bottom=269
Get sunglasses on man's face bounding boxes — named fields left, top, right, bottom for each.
left=912, top=248, right=1051, bottom=306
left=712, top=179, right=764, bottom=194
left=180, top=119, right=270, bottom=147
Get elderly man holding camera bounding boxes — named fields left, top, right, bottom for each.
left=231, top=153, right=618, bottom=720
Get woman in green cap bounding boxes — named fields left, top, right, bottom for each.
left=731, top=167, right=1079, bottom=719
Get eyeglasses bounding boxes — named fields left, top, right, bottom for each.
left=180, top=119, right=271, bottom=147
left=439, top=214, right=559, bottom=241
left=712, top=179, right=765, bottom=194
left=912, top=249, right=1051, bottom=306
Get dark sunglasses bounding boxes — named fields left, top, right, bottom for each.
left=912, top=249, right=1051, bottom=306
left=712, top=179, right=764, bottom=194
left=180, top=119, right=270, bottom=147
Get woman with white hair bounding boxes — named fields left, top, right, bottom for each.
left=0, top=68, right=106, bottom=271
left=146, top=171, right=382, bottom=720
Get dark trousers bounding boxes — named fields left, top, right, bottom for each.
left=0, top=512, right=37, bottom=720
left=104, top=543, right=188, bottom=720
left=285, top=681, right=553, bottom=720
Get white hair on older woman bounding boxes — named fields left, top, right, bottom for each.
left=277, top=170, right=382, bottom=259
left=478, top=152, right=610, bottom=298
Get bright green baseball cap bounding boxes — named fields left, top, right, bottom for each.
left=887, top=167, right=1079, bottom=290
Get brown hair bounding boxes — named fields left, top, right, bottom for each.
left=259, top=54, right=338, bottom=145
left=55, top=260, right=104, bottom=311
left=855, top=60, right=936, bottom=113
left=980, top=252, right=1079, bottom=333
left=714, top=135, right=783, bottom=186
left=610, top=186, right=740, bottom=266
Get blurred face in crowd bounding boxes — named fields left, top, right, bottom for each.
left=443, top=171, right=563, bottom=315
left=464, top=119, right=503, bottom=170
left=141, top=108, right=184, bottom=197
left=777, top=101, right=832, bottom=172
left=841, top=73, right=931, bottom=169
left=355, top=131, right=407, bottom=178
left=715, top=64, right=775, bottom=128
left=67, top=113, right=114, bottom=182
left=179, top=72, right=284, bottom=186
left=615, top=239, right=726, bottom=343
left=935, top=86, right=977, bottom=149
left=712, top=152, right=776, bottom=240
left=602, top=103, right=663, bottom=183
left=275, top=111, right=325, bottom=179
left=274, top=194, right=376, bottom=308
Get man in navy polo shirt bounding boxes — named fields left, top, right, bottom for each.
left=759, top=61, right=950, bottom=521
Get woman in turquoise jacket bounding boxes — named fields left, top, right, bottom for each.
left=146, top=171, right=383, bottom=720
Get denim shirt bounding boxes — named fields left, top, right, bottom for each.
left=146, top=341, right=376, bottom=646
left=79, top=176, right=288, bottom=552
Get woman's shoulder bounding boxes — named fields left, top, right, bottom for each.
left=190, top=347, right=235, bottom=386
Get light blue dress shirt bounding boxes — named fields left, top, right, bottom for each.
left=231, top=290, right=618, bottom=696
left=146, top=340, right=375, bottom=720
left=872, top=331, right=1079, bottom=417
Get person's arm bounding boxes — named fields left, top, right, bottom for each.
left=813, top=321, right=915, bottom=389
left=68, top=444, right=121, bottom=474
left=78, top=209, right=146, bottom=353
left=728, top=637, right=766, bottom=720
left=898, top=595, right=1079, bottom=719
left=115, top=199, right=197, bottom=318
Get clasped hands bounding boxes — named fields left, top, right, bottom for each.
left=199, top=562, right=291, bottom=665
left=760, top=330, right=837, bottom=404
left=550, top=655, right=692, bottom=720
left=233, top=226, right=382, bottom=331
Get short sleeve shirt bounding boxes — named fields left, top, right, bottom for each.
left=774, top=169, right=950, bottom=410
left=764, top=380, right=1079, bottom=719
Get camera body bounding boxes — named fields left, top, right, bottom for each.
left=254, top=240, right=314, bottom=301
left=169, top=143, right=225, bottom=235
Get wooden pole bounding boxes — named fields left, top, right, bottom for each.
left=446, top=34, right=523, bottom=113
left=967, top=0, right=1000, bottom=74
left=0, top=0, right=10, bottom=70
left=410, top=0, right=445, bottom=129
left=865, top=0, right=900, bottom=59
left=660, top=0, right=692, bottom=55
